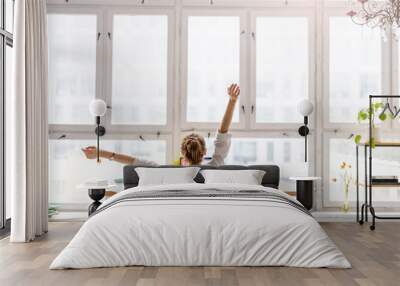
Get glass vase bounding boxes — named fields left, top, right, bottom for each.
left=341, top=184, right=350, bottom=213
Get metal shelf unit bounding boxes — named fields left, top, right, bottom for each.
left=356, top=95, right=400, bottom=231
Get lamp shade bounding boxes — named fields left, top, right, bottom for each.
left=89, top=99, right=107, bottom=117
left=297, top=99, right=314, bottom=116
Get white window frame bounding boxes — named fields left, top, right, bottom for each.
left=104, top=8, right=175, bottom=133
left=249, top=8, right=316, bottom=131
left=49, top=0, right=400, bottom=212
left=47, top=5, right=106, bottom=133
left=47, top=0, right=176, bottom=6
left=322, top=7, right=391, bottom=131
left=181, top=0, right=316, bottom=8
left=180, top=9, right=248, bottom=130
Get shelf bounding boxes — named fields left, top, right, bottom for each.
left=284, top=191, right=296, bottom=197
left=359, top=142, right=400, bottom=147
left=358, top=183, right=400, bottom=189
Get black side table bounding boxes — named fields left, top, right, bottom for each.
left=289, top=177, right=320, bottom=210
left=88, top=188, right=106, bottom=215
left=78, top=183, right=116, bottom=216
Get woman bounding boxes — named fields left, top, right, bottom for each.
left=82, top=83, right=240, bottom=166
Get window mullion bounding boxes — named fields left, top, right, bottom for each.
left=102, top=8, right=112, bottom=133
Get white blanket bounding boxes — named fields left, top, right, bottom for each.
left=50, top=183, right=351, bottom=269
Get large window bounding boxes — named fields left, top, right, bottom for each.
left=5, top=0, right=12, bottom=32
left=1, top=0, right=14, bottom=231
left=49, top=139, right=167, bottom=206
left=324, top=11, right=392, bottom=207
left=48, top=13, right=98, bottom=125
left=186, top=15, right=240, bottom=123
left=328, top=16, right=382, bottom=123
left=255, top=16, right=309, bottom=123
left=111, top=14, right=168, bottom=125
left=46, top=1, right=400, bottom=213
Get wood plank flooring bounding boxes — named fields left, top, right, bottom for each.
left=0, top=222, right=399, bottom=286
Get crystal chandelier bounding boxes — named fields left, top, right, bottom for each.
left=347, top=0, right=400, bottom=40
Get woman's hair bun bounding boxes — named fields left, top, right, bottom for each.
left=181, top=133, right=206, bottom=165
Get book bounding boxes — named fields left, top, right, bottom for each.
left=371, top=176, right=399, bottom=184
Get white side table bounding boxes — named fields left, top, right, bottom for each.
left=289, top=177, right=320, bottom=210
left=77, top=182, right=116, bottom=215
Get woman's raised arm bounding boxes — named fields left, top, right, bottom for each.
left=219, top=83, right=240, bottom=134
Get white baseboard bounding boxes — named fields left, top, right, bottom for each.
left=49, top=211, right=87, bottom=222
left=312, top=212, right=357, bottom=222
left=49, top=209, right=400, bottom=223
left=313, top=211, right=400, bottom=222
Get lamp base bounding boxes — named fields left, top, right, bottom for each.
left=95, top=126, right=106, bottom=137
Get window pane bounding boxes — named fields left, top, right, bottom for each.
left=399, top=43, right=400, bottom=94
left=5, top=45, right=12, bottom=219
left=256, top=17, right=308, bottom=123
left=5, top=0, right=14, bottom=33
left=329, top=17, right=381, bottom=123
left=329, top=138, right=400, bottom=203
left=204, top=137, right=308, bottom=192
left=48, top=14, right=97, bottom=125
left=49, top=139, right=166, bottom=205
left=112, top=15, right=168, bottom=125
left=187, top=16, right=240, bottom=122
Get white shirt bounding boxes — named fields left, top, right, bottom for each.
left=206, top=132, right=231, bottom=166
left=134, top=131, right=232, bottom=167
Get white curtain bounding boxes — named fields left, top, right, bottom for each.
left=10, top=0, right=48, bottom=242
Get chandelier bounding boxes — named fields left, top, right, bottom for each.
left=347, top=0, right=400, bottom=40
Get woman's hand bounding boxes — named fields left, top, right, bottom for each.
left=227, top=83, right=240, bottom=102
left=82, top=146, right=98, bottom=160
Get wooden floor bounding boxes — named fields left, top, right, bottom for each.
left=0, top=222, right=399, bottom=286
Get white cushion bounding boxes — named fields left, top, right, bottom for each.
left=136, top=167, right=201, bottom=186
left=201, top=169, right=266, bottom=185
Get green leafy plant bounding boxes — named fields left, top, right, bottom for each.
left=354, top=102, right=390, bottom=148
left=48, top=206, right=58, bottom=218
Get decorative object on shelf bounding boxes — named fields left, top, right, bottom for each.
left=297, top=99, right=314, bottom=162
left=371, top=175, right=399, bottom=185
left=78, top=180, right=116, bottom=216
left=347, top=0, right=400, bottom=40
left=89, top=99, right=107, bottom=163
left=338, top=162, right=354, bottom=213
left=289, top=177, right=320, bottom=210
left=354, top=101, right=391, bottom=147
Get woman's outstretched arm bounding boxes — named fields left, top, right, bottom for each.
left=82, top=146, right=135, bottom=165
left=219, top=83, right=240, bottom=133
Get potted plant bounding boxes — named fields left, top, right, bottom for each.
left=354, top=102, right=390, bottom=148
left=48, top=206, right=58, bottom=218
